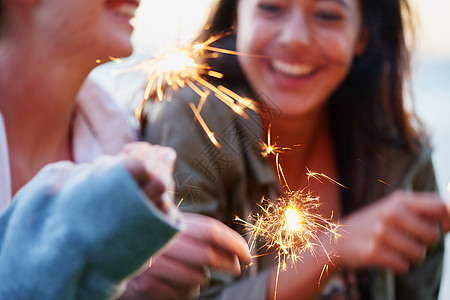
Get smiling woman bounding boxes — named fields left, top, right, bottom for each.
left=137, top=0, right=449, bottom=299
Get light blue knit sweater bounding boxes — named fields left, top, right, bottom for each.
left=0, top=158, right=180, bottom=300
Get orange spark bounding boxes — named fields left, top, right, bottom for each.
left=306, top=167, right=348, bottom=189
left=260, top=124, right=300, bottom=158
left=120, top=34, right=260, bottom=147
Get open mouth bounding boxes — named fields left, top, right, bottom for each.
left=106, top=0, right=140, bottom=19
left=271, top=59, right=315, bottom=77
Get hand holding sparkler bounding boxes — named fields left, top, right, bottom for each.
left=118, top=213, right=252, bottom=300
left=331, top=191, right=447, bottom=274
left=261, top=190, right=448, bottom=300
left=120, top=142, right=178, bottom=220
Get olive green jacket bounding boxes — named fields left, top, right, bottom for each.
left=142, top=86, right=443, bottom=300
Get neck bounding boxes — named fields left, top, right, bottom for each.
left=262, top=104, right=336, bottom=191
left=263, top=104, right=330, bottom=153
left=0, top=38, right=94, bottom=194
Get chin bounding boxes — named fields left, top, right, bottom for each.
left=108, top=39, right=134, bottom=59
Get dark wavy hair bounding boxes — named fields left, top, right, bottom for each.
left=196, top=0, right=423, bottom=213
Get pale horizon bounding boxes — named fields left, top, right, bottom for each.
left=131, top=0, right=450, bottom=59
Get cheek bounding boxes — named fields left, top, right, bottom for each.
left=315, top=30, right=359, bottom=68
left=236, top=18, right=272, bottom=55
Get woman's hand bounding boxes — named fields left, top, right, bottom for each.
left=119, top=213, right=252, bottom=300
left=120, top=142, right=177, bottom=213
left=332, top=191, right=448, bottom=273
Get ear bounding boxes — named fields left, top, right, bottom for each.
left=355, top=27, right=369, bottom=56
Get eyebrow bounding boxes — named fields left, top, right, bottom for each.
left=319, top=0, right=351, bottom=11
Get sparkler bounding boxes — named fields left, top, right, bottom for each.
left=235, top=190, right=340, bottom=300
left=236, top=129, right=342, bottom=299
left=235, top=191, right=340, bottom=270
left=122, top=29, right=342, bottom=297
left=125, top=34, right=260, bottom=147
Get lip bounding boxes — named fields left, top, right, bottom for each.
left=106, top=0, right=140, bottom=20
left=266, top=58, right=318, bottom=89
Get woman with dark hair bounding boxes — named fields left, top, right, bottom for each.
left=140, top=0, right=449, bottom=299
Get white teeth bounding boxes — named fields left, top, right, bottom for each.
left=113, top=4, right=138, bottom=18
left=272, top=59, right=314, bottom=77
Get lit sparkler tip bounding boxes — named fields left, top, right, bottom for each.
left=238, top=190, right=340, bottom=269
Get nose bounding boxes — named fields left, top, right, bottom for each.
left=279, top=9, right=311, bottom=49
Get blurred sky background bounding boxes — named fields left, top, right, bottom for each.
left=91, top=0, right=450, bottom=297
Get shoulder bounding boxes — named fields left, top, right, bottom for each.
left=141, top=82, right=258, bottom=147
left=378, top=138, right=436, bottom=192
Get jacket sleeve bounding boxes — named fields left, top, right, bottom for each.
left=0, top=157, right=181, bottom=300
left=142, top=88, right=246, bottom=224
left=394, top=148, right=444, bottom=300
left=142, top=89, right=274, bottom=300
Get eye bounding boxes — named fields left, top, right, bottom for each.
left=258, top=3, right=283, bottom=15
left=316, top=11, right=343, bottom=22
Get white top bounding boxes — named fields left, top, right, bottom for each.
left=0, top=79, right=136, bottom=213
left=0, top=113, right=12, bottom=212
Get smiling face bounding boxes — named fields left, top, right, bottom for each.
left=38, top=0, right=140, bottom=62
left=235, top=0, right=367, bottom=117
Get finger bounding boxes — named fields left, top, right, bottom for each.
left=162, top=233, right=240, bottom=275
left=124, top=271, right=197, bottom=300
left=183, top=213, right=252, bottom=265
left=403, top=192, right=447, bottom=220
left=385, top=206, right=441, bottom=246
left=120, top=154, right=149, bottom=185
left=375, top=248, right=410, bottom=274
left=146, top=146, right=177, bottom=180
left=366, top=237, right=409, bottom=273
left=150, top=255, right=206, bottom=287
left=376, top=222, right=426, bottom=263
